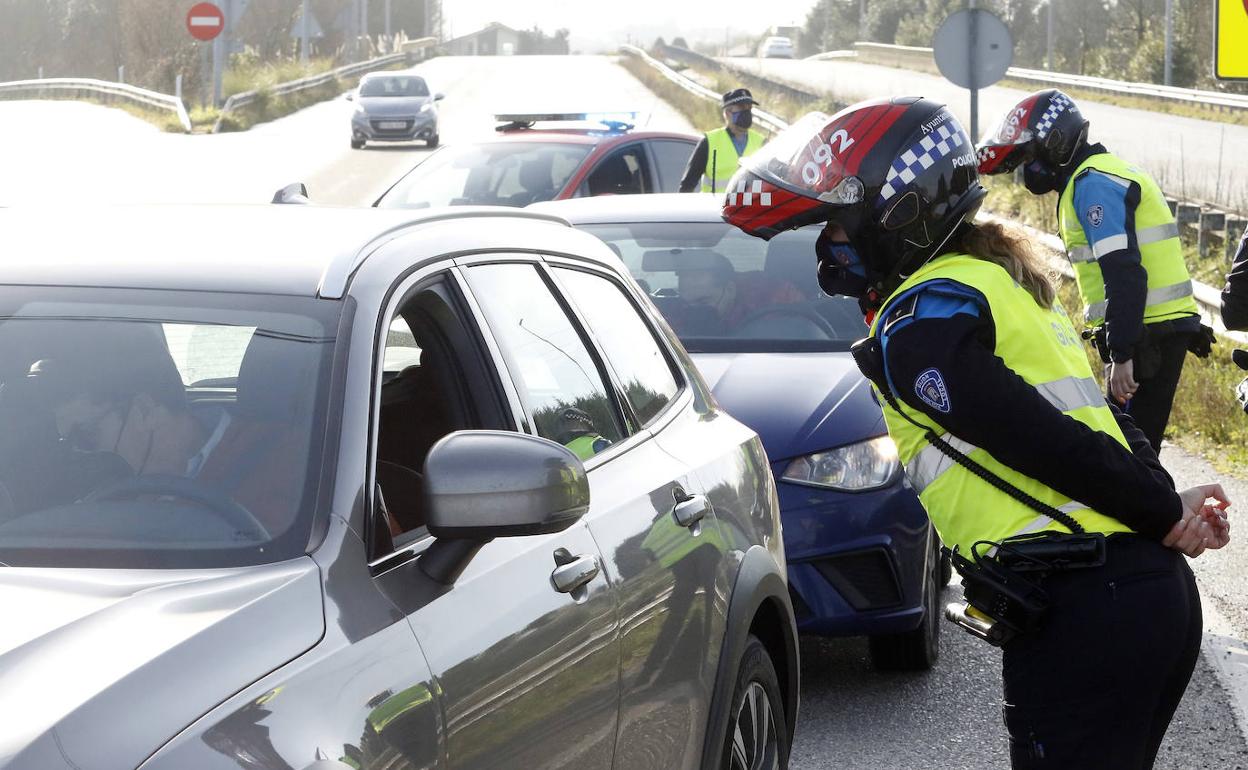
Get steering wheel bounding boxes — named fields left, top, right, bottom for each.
left=82, top=474, right=271, bottom=540
left=736, top=306, right=839, bottom=339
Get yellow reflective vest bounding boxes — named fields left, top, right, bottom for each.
left=1057, top=153, right=1198, bottom=329
left=869, top=253, right=1134, bottom=556
left=701, top=127, right=765, bottom=193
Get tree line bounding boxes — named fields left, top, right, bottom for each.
left=0, top=0, right=438, bottom=94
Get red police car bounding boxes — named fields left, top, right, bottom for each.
left=374, top=112, right=698, bottom=209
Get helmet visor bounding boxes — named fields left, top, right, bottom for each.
left=741, top=112, right=868, bottom=207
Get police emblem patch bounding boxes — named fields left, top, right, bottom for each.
left=915, top=368, right=951, bottom=413
left=1087, top=204, right=1104, bottom=228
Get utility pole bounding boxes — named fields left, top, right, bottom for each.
left=1163, top=0, right=1173, bottom=85
left=859, top=0, right=867, bottom=41
left=1046, top=0, right=1054, bottom=70
left=300, top=0, right=309, bottom=64
left=384, top=0, right=392, bottom=39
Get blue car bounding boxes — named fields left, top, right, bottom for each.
left=534, top=193, right=949, bottom=670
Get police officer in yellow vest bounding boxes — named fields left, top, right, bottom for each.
left=721, top=97, right=1230, bottom=769
left=556, top=406, right=612, bottom=462
left=677, top=88, right=766, bottom=193
left=978, top=90, right=1208, bottom=453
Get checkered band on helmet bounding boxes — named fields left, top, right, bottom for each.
left=722, top=96, right=985, bottom=300
left=977, top=89, right=1088, bottom=175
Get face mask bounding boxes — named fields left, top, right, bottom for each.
left=729, top=110, right=753, bottom=130
left=816, top=231, right=868, bottom=299
left=1023, top=160, right=1058, bottom=195
left=64, top=401, right=128, bottom=454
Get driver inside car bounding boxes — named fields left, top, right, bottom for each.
left=672, top=252, right=804, bottom=335
left=16, top=329, right=305, bottom=536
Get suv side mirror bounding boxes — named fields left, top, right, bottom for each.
left=434, top=92, right=445, bottom=101
left=346, top=91, right=355, bottom=101
left=419, top=431, right=590, bottom=584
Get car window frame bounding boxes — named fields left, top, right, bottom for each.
left=576, top=141, right=654, bottom=198
left=541, top=253, right=693, bottom=437
left=453, top=252, right=642, bottom=470
left=365, top=262, right=518, bottom=570
left=646, top=138, right=697, bottom=193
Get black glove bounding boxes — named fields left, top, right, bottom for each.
left=1188, top=324, right=1216, bottom=358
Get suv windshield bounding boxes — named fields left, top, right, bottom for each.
left=0, top=288, right=338, bottom=569
left=376, top=141, right=592, bottom=208
left=582, top=222, right=865, bottom=353
left=360, top=76, right=429, bottom=97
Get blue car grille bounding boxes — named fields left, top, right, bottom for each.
left=811, top=548, right=903, bottom=610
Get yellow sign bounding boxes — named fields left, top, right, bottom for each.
left=1216, top=0, right=1248, bottom=80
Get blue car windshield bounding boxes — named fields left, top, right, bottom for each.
left=0, top=288, right=338, bottom=569
left=581, top=222, right=866, bottom=353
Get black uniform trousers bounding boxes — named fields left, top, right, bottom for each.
left=1110, top=330, right=1191, bottom=454
left=1001, top=534, right=1201, bottom=769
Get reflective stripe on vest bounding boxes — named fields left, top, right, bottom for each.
left=1084, top=279, right=1194, bottom=325
left=903, top=375, right=1103, bottom=493
left=870, top=254, right=1135, bottom=556
left=701, top=127, right=765, bottom=192
left=1057, top=153, right=1198, bottom=327
left=1068, top=221, right=1181, bottom=263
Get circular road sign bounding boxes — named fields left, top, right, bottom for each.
left=933, top=9, right=1014, bottom=89
left=187, top=2, right=225, bottom=42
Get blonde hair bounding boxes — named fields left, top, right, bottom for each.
left=951, top=220, right=1057, bottom=308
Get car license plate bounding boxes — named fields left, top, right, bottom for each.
left=379, top=121, right=407, bottom=130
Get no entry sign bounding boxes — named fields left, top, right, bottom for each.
left=187, top=2, right=224, bottom=41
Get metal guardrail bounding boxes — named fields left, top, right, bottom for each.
left=651, top=43, right=832, bottom=112
left=214, top=52, right=409, bottom=131
left=0, top=77, right=192, bottom=133
left=851, top=42, right=1248, bottom=114
left=628, top=46, right=1245, bottom=342
left=619, top=45, right=788, bottom=135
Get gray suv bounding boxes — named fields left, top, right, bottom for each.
left=0, top=204, right=798, bottom=770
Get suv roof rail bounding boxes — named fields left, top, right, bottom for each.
left=272, top=182, right=310, bottom=205
left=317, top=208, right=571, bottom=299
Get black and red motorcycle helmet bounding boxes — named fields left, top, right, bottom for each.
left=976, top=89, right=1089, bottom=176
left=721, top=97, right=986, bottom=308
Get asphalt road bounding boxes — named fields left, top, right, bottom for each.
left=0, top=55, right=694, bottom=208
left=722, top=56, right=1248, bottom=211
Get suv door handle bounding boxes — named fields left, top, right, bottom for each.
left=673, top=494, right=711, bottom=528
left=551, top=554, right=601, bottom=594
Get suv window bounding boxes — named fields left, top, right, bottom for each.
left=555, top=267, right=680, bottom=426
left=583, top=145, right=652, bottom=196
left=0, top=288, right=338, bottom=569
left=464, top=263, right=624, bottom=460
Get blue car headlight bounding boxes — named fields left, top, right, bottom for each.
left=419, top=102, right=434, bottom=113
left=780, top=436, right=900, bottom=492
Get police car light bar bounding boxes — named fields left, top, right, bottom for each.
left=494, top=111, right=640, bottom=131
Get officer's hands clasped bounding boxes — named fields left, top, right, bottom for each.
left=1166, top=484, right=1232, bottom=558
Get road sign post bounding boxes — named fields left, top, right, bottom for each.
left=187, top=2, right=226, bottom=105
left=1215, top=0, right=1248, bottom=80
left=933, top=6, right=1013, bottom=140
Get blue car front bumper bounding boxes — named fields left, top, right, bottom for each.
left=776, top=469, right=933, bottom=637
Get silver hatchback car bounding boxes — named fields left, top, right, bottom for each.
left=349, top=72, right=443, bottom=149
left=0, top=205, right=797, bottom=770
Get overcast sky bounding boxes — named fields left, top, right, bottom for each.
left=441, top=0, right=821, bottom=51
